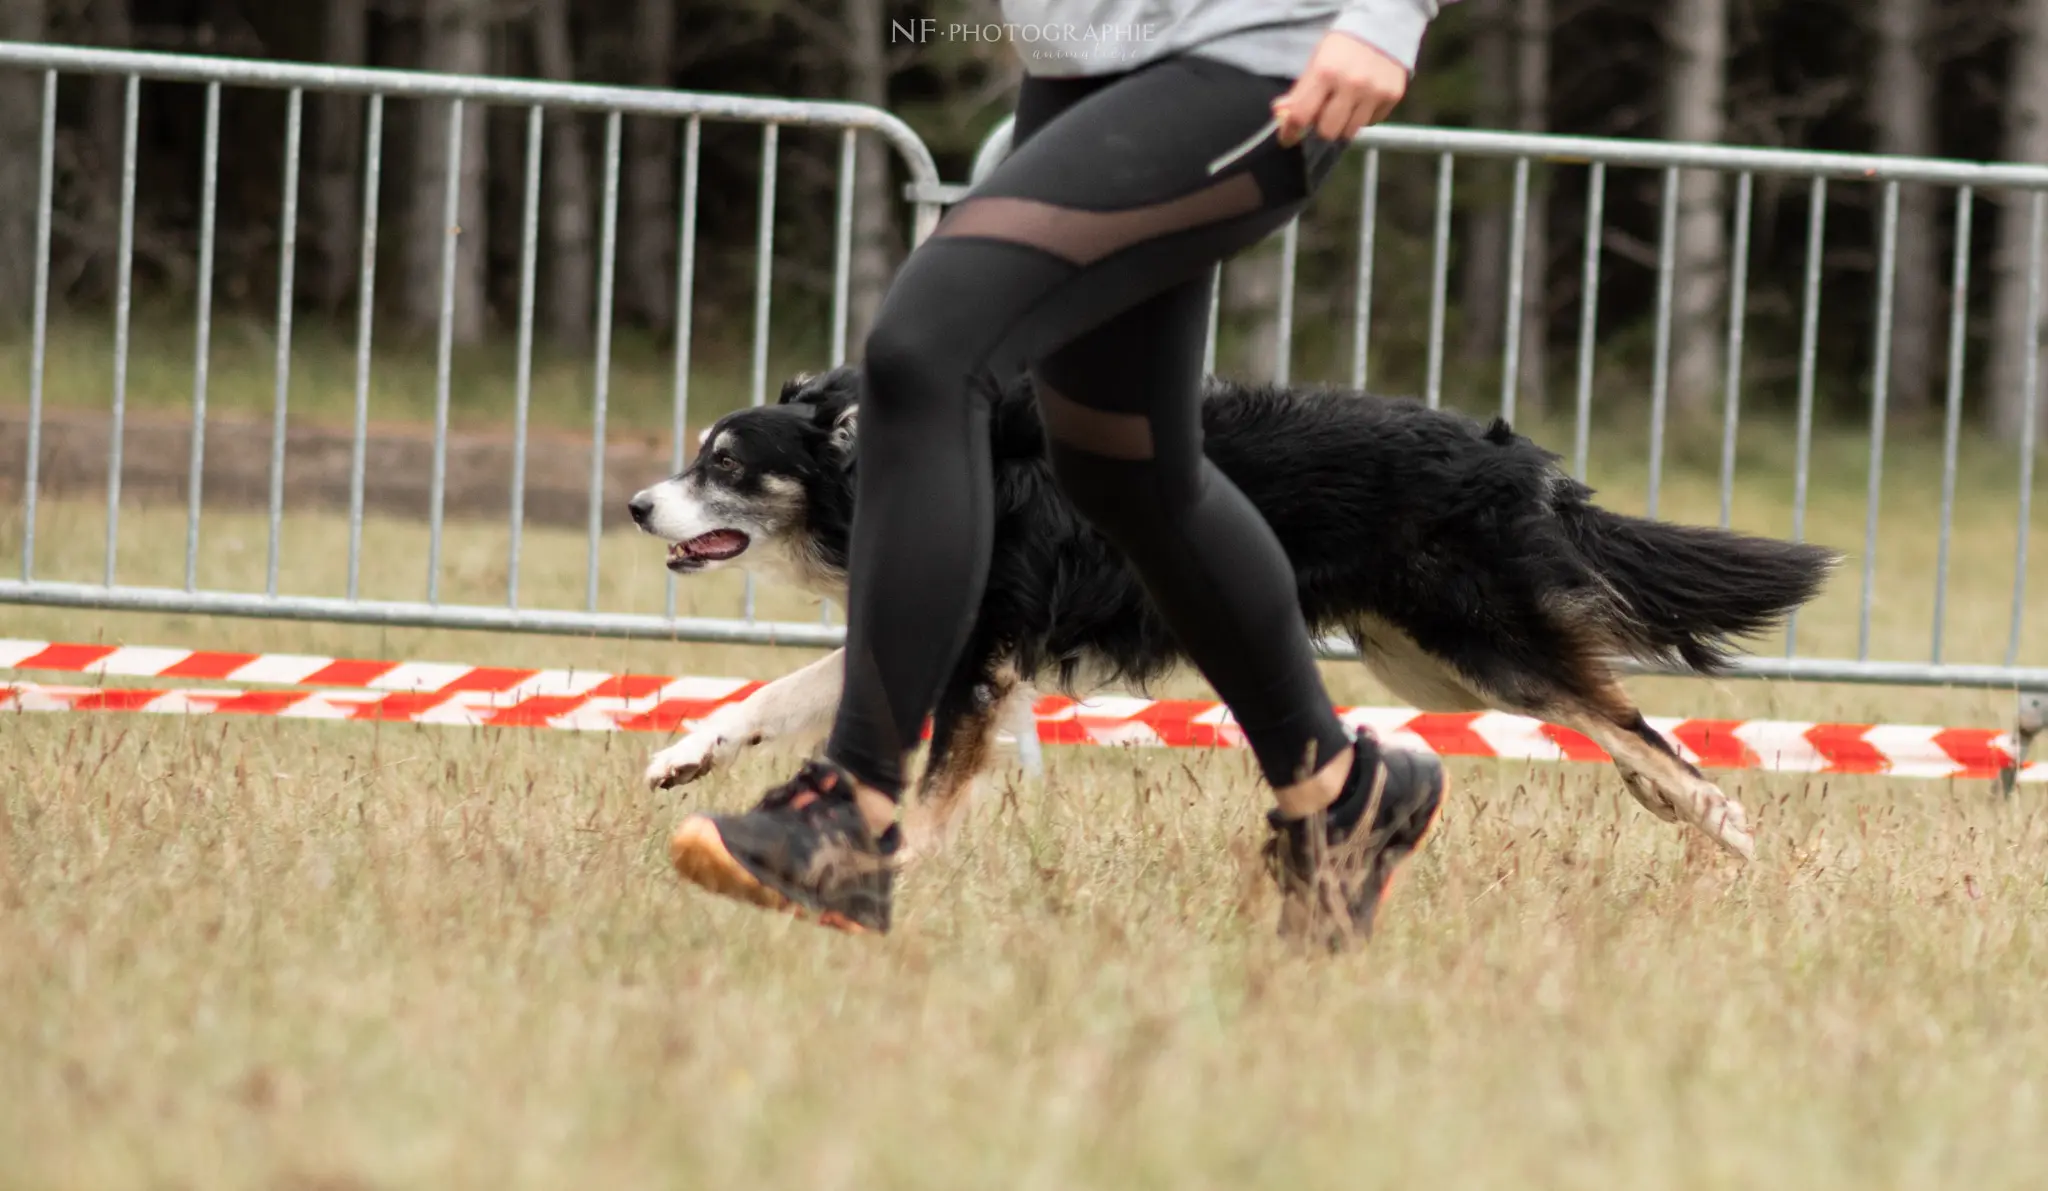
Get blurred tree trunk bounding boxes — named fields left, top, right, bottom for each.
left=1991, top=0, right=2048, bottom=439
left=312, top=0, right=369, bottom=313
left=1871, top=0, right=1938, bottom=421
left=1665, top=0, right=1728, bottom=417
left=0, top=0, right=49, bottom=325
left=844, top=0, right=897, bottom=356
left=1514, top=0, right=1551, bottom=417
left=84, top=0, right=131, bottom=296
left=625, top=0, right=676, bottom=334
left=405, top=0, right=491, bottom=345
left=533, top=0, right=594, bottom=347
left=1459, top=0, right=1509, bottom=365
left=88, top=0, right=131, bottom=160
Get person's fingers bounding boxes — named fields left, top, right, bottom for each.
left=1274, top=74, right=1329, bottom=146
left=1280, top=33, right=1413, bottom=149
left=1318, top=92, right=1374, bottom=144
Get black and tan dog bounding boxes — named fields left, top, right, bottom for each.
left=628, top=366, right=1838, bottom=863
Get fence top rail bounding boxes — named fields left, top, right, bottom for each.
left=1357, top=123, right=2048, bottom=188
left=0, top=39, right=943, bottom=190
left=942, top=114, right=2048, bottom=203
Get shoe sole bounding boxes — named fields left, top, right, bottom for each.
left=668, top=817, right=877, bottom=936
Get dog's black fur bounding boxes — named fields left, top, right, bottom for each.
left=636, top=365, right=1839, bottom=858
left=774, top=366, right=1830, bottom=698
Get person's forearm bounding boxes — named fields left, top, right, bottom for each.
left=1330, top=0, right=1452, bottom=74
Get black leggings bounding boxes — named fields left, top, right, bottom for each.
left=825, top=54, right=1355, bottom=796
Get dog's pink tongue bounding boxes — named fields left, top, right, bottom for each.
left=683, top=530, right=748, bottom=560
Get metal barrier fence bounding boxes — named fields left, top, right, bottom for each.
left=956, top=116, right=2048, bottom=700
left=0, top=42, right=2044, bottom=754
left=0, top=40, right=941, bottom=652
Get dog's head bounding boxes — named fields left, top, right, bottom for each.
left=627, top=367, right=863, bottom=590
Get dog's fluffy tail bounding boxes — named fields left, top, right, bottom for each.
left=1565, top=505, right=1840, bottom=673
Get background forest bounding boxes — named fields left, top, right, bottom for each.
left=0, top=0, right=2046, bottom=446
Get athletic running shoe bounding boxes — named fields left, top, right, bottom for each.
left=1262, top=729, right=1446, bottom=951
left=667, top=758, right=898, bottom=934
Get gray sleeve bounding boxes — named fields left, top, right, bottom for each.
left=1329, top=0, right=1452, bottom=73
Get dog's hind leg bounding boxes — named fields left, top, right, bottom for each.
left=1347, top=615, right=1753, bottom=858
left=1549, top=682, right=1755, bottom=861
left=643, top=647, right=845, bottom=791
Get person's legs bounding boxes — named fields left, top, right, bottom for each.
left=825, top=56, right=1344, bottom=802
left=666, top=54, right=1442, bottom=941
left=1028, top=278, right=1353, bottom=799
left=1030, top=276, right=1444, bottom=950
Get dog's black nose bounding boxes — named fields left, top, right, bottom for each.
left=628, top=492, right=653, bottom=525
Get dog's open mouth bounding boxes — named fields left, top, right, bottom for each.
left=666, top=530, right=750, bottom=571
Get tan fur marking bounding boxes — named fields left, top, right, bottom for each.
left=1350, top=614, right=1491, bottom=712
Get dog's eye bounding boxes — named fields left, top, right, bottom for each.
left=713, top=452, right=741, bottom=474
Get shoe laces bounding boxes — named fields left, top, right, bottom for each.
left=756, top=759, right=858, bottom=818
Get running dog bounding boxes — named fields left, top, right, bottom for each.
left=627, top=366, right=1839, bottom=863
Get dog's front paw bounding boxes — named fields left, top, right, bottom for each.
left=645, top=733, right=726, bottom=791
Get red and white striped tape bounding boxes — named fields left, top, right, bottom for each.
left=1, top=639, right=2040, bottom=783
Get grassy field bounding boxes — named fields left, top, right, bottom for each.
left=1, top=304, right=809, bottom=437
left=2, top=329, right=2047, bottom=1187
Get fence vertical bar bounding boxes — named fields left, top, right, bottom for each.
left=1785, top=176, right=1827, bottom=657
left=668, top=116, right=701, bottom=620
left=830, top=128, right=855, bottom=368
left=1274, top=218, right=1299, bottom=385
left=1426, top=152, right=1452, bottom=410
left=588, top=110, right=622, bottom=614
left=21, top=71, right=54, bottom=582
left=1933, top=186, right=1972, bottom=663
left=427, top=99, right=463, bottom=606
left=1501, top=155, right=1530, bottom=424
left=744, top=122, right=778, bottom=622
left=1573, top=161, right=1604, bottom=482
left=185, top=81, right=221, bottom=593
left=1719, top=171, right=1752, bottom=529
left=1859, top=180, right=1901, bottom=660
left=267, top=88, right=304, bottom=597
left=1646, top=166, right=1678, bottom=519
left=102, top=84, right=127, bottom=597
left=1351, top=148, right=1380, bottom=391
left=2010, top=191, right=2045, bottom=667
left=346, top=94, right=382, bottom=601
left=825, top=127, right=858, bottom=625
left=508, top=105, right=542, bottom=610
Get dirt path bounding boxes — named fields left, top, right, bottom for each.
left=0, top=405, right=688, bottom=531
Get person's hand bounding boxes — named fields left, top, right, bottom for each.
left=1273, top=31, right=1411, bottom=148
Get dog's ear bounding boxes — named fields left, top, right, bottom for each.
left=825, top=403, right=858, bottom=461
left=777, top=371, right=821, bottom=407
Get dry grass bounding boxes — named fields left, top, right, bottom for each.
left=4, top=713, right=2046, bottom=1189
left=2, top=379, right=2046, bottom=1187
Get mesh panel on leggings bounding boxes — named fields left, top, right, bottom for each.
left=926, top=174, right=1268, bottom=461
left=1036, top=382, right=1154, bottom=460
left=929, top=173, right=1264, bottom=267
